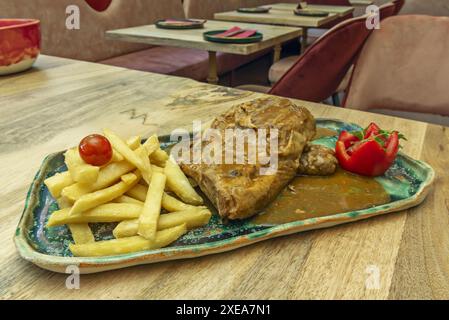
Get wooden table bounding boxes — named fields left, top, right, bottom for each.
left=214, top=8, right=340, bottom=53
left=267, top=3, right=355, bottom=17
left=1, top=55, right=449, bottom=299
left=350, top=0, right=374, bottom=6
left=106, top=20, right=302, bottom=84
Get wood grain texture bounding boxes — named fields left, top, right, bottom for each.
left=0, top=55, right=446, bottom=299
left=106, top=20, right=302, bottom=55
left=214, top=8, right=339, bottom=27
left=269, top=3, right=355, bottom=17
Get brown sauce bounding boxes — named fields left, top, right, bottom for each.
left=252, top=168, right=390, bottom=225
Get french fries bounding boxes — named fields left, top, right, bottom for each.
left=47, top=203, right=143, bottom=226
left=164, top=157, right=203, bottom=205
left=113, top=208, right=211, bottom=238
left=111, top=149, right=124, bottom=162
left=45, top=128, right=210, bottom=258
left=138, top=172, right=166, bottom=241
left=162, top=193, right=197, bottom=212
left=44, top=172, right=74, bottom=198
left=65, top=148, right=100, bottom=184
left=70, top=224, right=187, bottom=257
left=69, top=171, right=139, bottom=215
left=103, top=129, right=152, bottom=184
left=142, top=134, right=160, bottom=156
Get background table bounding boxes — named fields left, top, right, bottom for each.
left=106, top=20, right=302, bottom=84
left=214, top=9, right=340, bottom=52
left=350, top=0, right=374, bottom=6
left=1, top=55, right=449, bottom=299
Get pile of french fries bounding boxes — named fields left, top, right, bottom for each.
left=44, top=129, right=210, bottom=257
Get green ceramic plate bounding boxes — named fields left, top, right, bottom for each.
left=294, top=9, right=329, bottom=17
left=203, top=30, right=263, bottom=44
left=237, top=7, right=271, bottom=14
left=155, top=19, right=205, bottom=30
left=14, top=119, right=435, bottom=273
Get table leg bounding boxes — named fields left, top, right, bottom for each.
left=207, top=51, right=219, bottom=85
left=301, top=27, right=308, bottom=54
left=273, top=44, right=282, bottom=63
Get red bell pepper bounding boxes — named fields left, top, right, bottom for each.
left=335, top=122, right=403, bottom=177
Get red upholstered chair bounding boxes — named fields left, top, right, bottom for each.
left=266, top=15, right=373, bottom=103
left=343, top=15, right=449, bottom=126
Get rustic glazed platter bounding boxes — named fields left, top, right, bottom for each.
left=14, top=119, right=435, bottom=274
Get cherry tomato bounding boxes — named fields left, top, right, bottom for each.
left=78, top=134, right=112, bottom=166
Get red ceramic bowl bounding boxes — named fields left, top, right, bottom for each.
left=0, top=19, right=40, bottom=75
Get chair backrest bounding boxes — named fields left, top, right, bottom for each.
left=0, top=0, right=185, bottom=62
left=344, top=15, right=449, bottom=117
left=269, top=15, right=373, bottom=102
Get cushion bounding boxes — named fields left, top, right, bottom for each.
left=345, top=15, right=449, bottom=117
left=100, top=46, right=269, bottom=81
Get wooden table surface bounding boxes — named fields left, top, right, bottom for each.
left=1, top=55, right=449, bottom=300
left=214, top=8, right=339, bottom=28
left=106, top=20, right=302, bottom=55
left=267, top=3, right=355, bottom=17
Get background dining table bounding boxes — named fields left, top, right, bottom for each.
left=1, top=55, right=448, bottom=299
